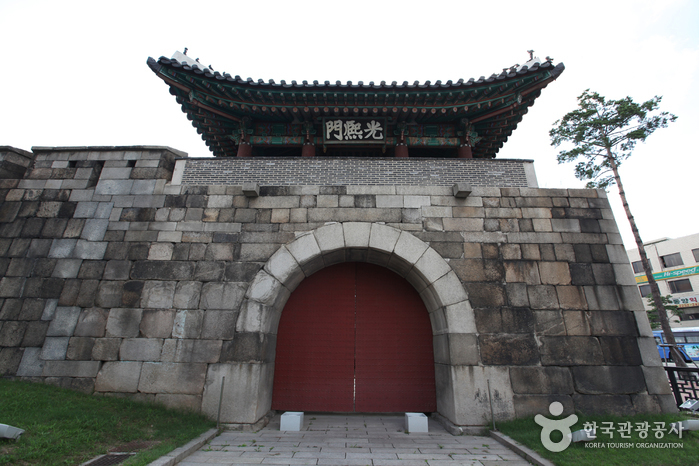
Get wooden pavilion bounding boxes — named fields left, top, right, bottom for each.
left=147, top=52, right=564, bottom=159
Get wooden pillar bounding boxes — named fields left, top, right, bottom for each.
left=236, top=142, right=253, bottom=157
left=457, top=144, right=473, bottom=158
left=395, top=144, right=408, bottom=158
left=301, top=143, right=315, bottom=157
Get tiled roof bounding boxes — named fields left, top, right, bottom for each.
left=147, top=54, right=564, bottom=158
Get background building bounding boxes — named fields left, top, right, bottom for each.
left=627, top=233, right=699, bottom=327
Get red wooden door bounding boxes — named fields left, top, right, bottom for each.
left=272, top=262, right=436, bottom=413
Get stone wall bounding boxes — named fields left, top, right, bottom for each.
left=0, top=146, right=674, bottom=431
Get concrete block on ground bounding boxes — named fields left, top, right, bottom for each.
left=280, top=411, right=304, bottom=431
left=405, top=412, right=428, bottom=433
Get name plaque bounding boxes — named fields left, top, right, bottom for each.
left=323, top=118, right=386, bottom=144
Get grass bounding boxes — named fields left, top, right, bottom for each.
left=496, top=411, right=699, bottom=466
left=0, top=378, right=216, bottom=466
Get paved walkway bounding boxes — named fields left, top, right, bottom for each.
left=178, top=413, right=533, bottom=465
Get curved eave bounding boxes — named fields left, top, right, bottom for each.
left=147, top=56, right=564, bottom=158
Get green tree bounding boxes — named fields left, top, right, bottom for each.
left=550, top=90, right=682, bottom=365
left=645, top=294, right=682, bottom=330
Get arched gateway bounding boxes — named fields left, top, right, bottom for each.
left=201, top=221, right=498, bottom=431
left=272, top=261, right=437, bottom=413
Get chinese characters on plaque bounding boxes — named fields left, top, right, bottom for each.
left=324, top=119, right=385, bottom=143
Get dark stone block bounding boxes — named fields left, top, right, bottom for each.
left=464, top=283, right=506, bottom=308
left=479, top=334, right=539, bottom=365
left=539, top=336, right=604, bottom=366
left=22, top=218, right=45, bottom=237
left=592, top=263, right=615, bottom=285
left=59, top=279, right=81, bottom=306
left=451, top=259, right=504, bottom=282
left=0, top=299, right=22, bottom=320
left=95, top=281, right=124, bottom=308
left=27, top=238, right=52, bottom=258
left=573, top=394, right=635, bottom=416
left=259, top=186, right=290, bottom=196
left=18, top=201, right=40, bottom=217
left=514, top=395, right=574, bottom=418
left=225, top=262, right=262, bottom=282
left=21, top=320, right=49, bottom=346
left=590, top=244, right=609, bottom=263
left=9, top=238, right=31, bottom=257
left=127, top=243, right=149, bottom=260
left=354, top=195, right=376, bottom=208
left=0, top=277, right=25, bottom=297
left=570, top=263, right=595, bottom=285
left=0, top=347, right=23, bottom=376
left=171, top=243, right=190, bottom=260
left=7, top=258, right=34, bottom=277
left=217, top=209, right=235, bottom=223
left=0, top=321, right=28, bottom=346
left=104, top=242, right=128, bottom=260
left=201, top=310, right=238, bottom=340
left=319, top=186, right=347, bottom=195
left=103, top=230, right=125, bottom=242
left=213, top=232, right=240, bottom=243
left=0, top=258, right=8, bottom=276
left=131, top=261, right=195, bottom=281
left=76, top=280, right=99, bottom=308
left=58, top=202, right=77, bottom=218
left=598, top=336, right=643, bottom=365
left=233, top=209, right=257, bottom=223
left=539, top=244, right=556, bottom=261
left=580, top=219, right=601, bottom=233
left=475, top=307, right=535, bottom=334
left=572, top=366, right=646, bottom=394
left=122, top=281, right=144, bottom=307
left=183, top=186, right=207, bottom=195
left=57, top=377, right=95, bottom=394
left=104, top=260, right=131, bottom=280
left=20, top=298, right=45, bottom=320
left=565, top=208, right=602, bottom=219
left=0, top=220, right=25, bottom=238
left=194, top=261, right=225, bottom=281
left=74, top=308, right=108, bottom=337
left=186, top=195, right=207, bottom=208
left=78, top=261, right=106, bottom=279
left=63, top=219, right=85, bottom=238
left=32, top=259, right=57, bottom=277
left=66, top=337, right=96, bottom=360
left=551, top=207, right=566, bottom=219
left=220, top=333, right=276, bottom=363
left=573, top=244, right=592, bottom=263
left=164, top=195, right=187, bottom=208
left=23, top=277, right=64, bottom=299
left=120, top=207, right=156, bottom=222
left=589, top=311, right=637, bottom=336
left=510, top=367, right=574, bottom=394
left=518, top=218, right=534, bottom=232
left=130, top=167, right=157, bottom=179
left=533, top=310, right=566, bottom=335
left=41, top=218, right=68, bottom=238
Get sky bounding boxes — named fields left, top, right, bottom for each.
left=1, top=0, right=698, bottom=250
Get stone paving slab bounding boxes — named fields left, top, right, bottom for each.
left=176, top=414, right=533, bottom=466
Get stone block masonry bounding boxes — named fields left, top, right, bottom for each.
left=0, top=146, right=673, bottom=430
